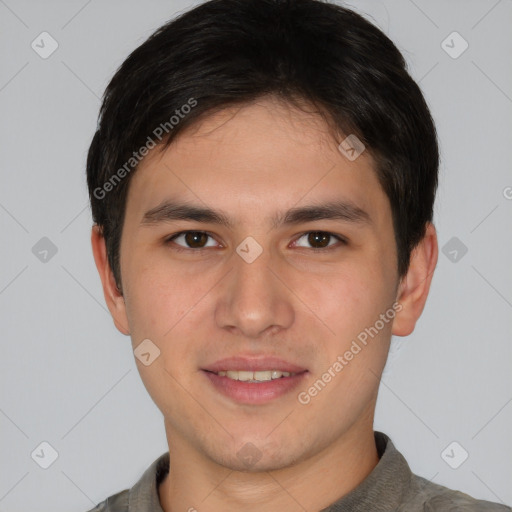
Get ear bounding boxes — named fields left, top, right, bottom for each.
left=392, top=222, right=438, bottom=337
left=91, top=225, right=130, bottom=335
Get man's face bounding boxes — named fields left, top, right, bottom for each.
left=117, top=97, right=401, bottom=470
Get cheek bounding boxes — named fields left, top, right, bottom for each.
left=309, top=263, right=397, bottom=385
left=317, top=264, right=392, bottom=332
left=123, top=259, right=191, bottom=343
left=124, top=266, right=200, bottom=402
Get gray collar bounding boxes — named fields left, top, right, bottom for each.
left=321, top=431, right=411, bottom=511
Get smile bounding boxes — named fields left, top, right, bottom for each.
left=214, top=370, right=297, bottom=382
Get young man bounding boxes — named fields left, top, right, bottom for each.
left=86, top=0, right=510, bottom=510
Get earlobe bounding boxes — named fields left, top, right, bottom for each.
left=392, top=223, right=438, bottom=337
left=90, top=225, right=131, bottom=335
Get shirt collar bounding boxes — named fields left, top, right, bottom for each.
left=127, top=431, right=413, bottom=511
left=321, top=431, right=413, bottom=511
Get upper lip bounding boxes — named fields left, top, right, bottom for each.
left=203, top=356, right=308, bottom=373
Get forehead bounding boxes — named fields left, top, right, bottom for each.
left=161, top=97, right=355, bottom=168
left=126, top=97, right=389, bottom=227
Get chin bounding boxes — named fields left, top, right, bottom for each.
left=205, top=435, right=306, bottom=473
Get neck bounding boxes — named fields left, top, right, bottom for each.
left=159, top=416, right=379, bottom=512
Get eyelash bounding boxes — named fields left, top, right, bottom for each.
left=164, top=230, right=348, bottom=253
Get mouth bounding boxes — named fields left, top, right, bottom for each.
left=209, top=369, right=298, bottom=382
left=202, top=356, right=308, bottom=404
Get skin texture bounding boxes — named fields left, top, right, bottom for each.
left=91, top=96, right=438, bottom=512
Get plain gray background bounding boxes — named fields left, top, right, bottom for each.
left=1, top=0, right=511, bottom=510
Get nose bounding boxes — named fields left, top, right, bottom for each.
left=214, top=242, right=295, bottom=339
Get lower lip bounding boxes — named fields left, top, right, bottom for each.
left=202, top=370, right=308, bottom=405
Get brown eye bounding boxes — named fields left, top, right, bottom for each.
left=308, top=232, right=331, bottom=248
left=293, top=231, right=346, bottom=250
left=184, top=232, right=209, bottom=248
left=168, top=231, right=217, bottom=250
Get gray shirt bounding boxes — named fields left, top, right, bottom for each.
left=87, top=431, right=510, bottom=511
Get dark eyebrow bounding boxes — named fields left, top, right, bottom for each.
left=140, top=199, right=372, bottom=229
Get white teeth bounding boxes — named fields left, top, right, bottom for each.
left=216, top=370, right=296, bottom=382
left=254, top=371, right=272, bottom=381
left=237, top=370, right=253, bottom=381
